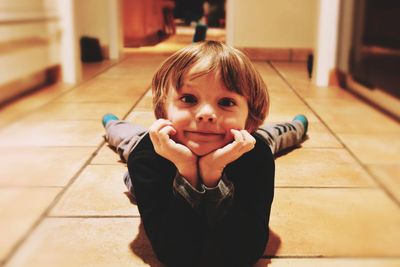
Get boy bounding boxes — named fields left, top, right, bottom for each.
left=103, top=41, right=307, bottom=266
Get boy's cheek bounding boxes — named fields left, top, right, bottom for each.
left=226, top=130, right=235, bottom=142
left=169, top=128, right=184, bottom=144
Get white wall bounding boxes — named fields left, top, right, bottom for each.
left=228, top=0, right=318, bottom=49
left=0, top=0, right=61, bottom=102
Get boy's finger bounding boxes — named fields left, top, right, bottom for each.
left=240, top=130, right=256, bottom=151
left=159, top=125, right=176, bottom=143
left=149, top=129, right=161, bottom=147
left=217, top=140, right=242, bottom=157
left=231, top=129, right=244, bottom=142
left=241, top=130, right=256, bottom=145
left=149, top=119, right=173, bottom=146
left=149, top=119, right=172, bottom=133
left=149, top=132, right=160, bottom=147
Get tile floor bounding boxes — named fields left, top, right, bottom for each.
left=0, top=31, right=399, bottom=266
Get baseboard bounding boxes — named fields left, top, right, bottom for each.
left=0, top=65, right=59, bottom=107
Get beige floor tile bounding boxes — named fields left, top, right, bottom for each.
left=125, top=110, right=156, bottom=128
left=254, top=62, right=286, bottom=79
left=0, top=120, right=104, bottom=147
left=81, top=59, right=119, bottom=81
left=255, top=258, right=400, bottom=267
left=0, top=187, right=60, bottom=261
left=271, top=62, right=365, bottom=100
left=267, top=188, right=400, bottom=257
left=3, top=218, right=163, bottom=267
left=268, top=86, right=301, bottom=98
left=307, top=99, right=400, bottom=134
left=367, top=164, right=400, bottom=203
left=118, top=54, right=168, bottom=69
left=338, top=133, right=400, bottom=164
left=268, top=103, right=318, bottom=123
left=295, top=83, right=358, bottom=100
left=132, top=90, right=153, bottom=111
left=56, top=83, right=147, bottom=103
left=50, top=165, right=138, bottom=216
left=0, top=83, right=73, bottom=130
left=275, top=149, right=376, bottom=187
left=0, top=147, right=95, bottom=186
left=301, top=122, right=342, bottom=148
left=272, top=62, right=308, bottom=77
left=27, top=102, right=133, bottom=121
left=91, top=145, right=123, bottom=165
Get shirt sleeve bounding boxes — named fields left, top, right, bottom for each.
left=173, top=172, right=205, bottom=209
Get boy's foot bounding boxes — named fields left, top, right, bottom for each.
left=102, top=113, right=119, bottom=127
left=293, top=114, right=308, bottom=137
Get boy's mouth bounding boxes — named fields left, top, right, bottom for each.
left=184, top=130, right=225, bottom=142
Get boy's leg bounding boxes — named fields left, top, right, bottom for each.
left=256, top=114, right=308, bottom=155
left=102, top=114, right=147, bottom=195
left=123, top=171, right=135, bottom=198
left=103, top=114, right=147, bottom=162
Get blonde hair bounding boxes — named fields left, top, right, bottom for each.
left=151, top=40, right=269, bottom=132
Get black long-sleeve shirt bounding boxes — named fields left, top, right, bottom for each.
left=127, top=132, right=275, bottom=267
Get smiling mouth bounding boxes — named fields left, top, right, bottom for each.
left=184, top=131, right=225, bottom=142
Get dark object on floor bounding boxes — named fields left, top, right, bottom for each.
left=80, top=36, right=103, bottom=62
left=193, top=24, right=207, bottom=42
left=307, top=54, right=313, bottom=78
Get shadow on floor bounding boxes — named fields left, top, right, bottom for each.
left=130, top=222, right=165, bottom=267
left=259, top=229, right=282, bottom=266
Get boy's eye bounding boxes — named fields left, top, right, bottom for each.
left=180, top=94, right=197, bottom=104
left=218, top=98, right=236, bottom=107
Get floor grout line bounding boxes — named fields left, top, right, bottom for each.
left=261, top=255, right=400, bottom=259
left=268, top=61, right=400, bottom=207
left=47, top=215, right=140, bottom=219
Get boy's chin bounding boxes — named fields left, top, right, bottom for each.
left=187, top=142, right=223, bottom=156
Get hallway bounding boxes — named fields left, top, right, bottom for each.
left=0, top=32, right=399, bottom=266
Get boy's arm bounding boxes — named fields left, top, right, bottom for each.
left=202, top=135, right=275, bottom=265
left=127, top=136, right=205, bottom=266
left=149, top=119, right=199, bottom=187
left=199, top=129, right=256, bottom=187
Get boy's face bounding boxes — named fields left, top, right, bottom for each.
left=165, top=67, right=249, bottom=156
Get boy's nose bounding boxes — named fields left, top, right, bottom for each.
left=196, top=105, right=217, bottom=122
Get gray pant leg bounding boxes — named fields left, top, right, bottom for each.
left=256, top=120, right=305, bottom=155
left=104, top=120, right=147, bottom=162
left=123, top=171, right=135, bottom=197
left=104, top=120, right=147, bottom=195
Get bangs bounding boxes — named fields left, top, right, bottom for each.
left=173, top=51, right=249, bottom=99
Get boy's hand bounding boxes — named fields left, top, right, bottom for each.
left=149, top=119, right=199, bottom=186
left=199, top=129, right=255, bottom=187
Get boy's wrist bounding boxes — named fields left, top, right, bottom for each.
left=176, top=162, right=199, bottom=188
left=199, top=159, right=224, bottom=187
left=202, top=174, right=222, bottom=187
